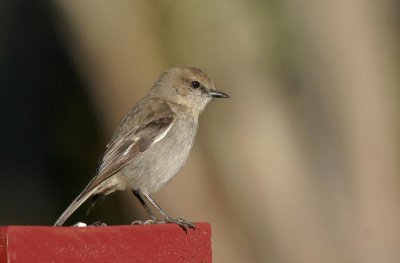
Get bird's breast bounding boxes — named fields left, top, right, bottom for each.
left=122, top=115, right=198, bottom=194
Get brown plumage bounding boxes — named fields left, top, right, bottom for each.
left=54, top=66, right=229, bottom=230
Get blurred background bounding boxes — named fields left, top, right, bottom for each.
left=1, top=0, right=400, bottom=262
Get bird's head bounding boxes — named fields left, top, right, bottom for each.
left=150, top=66, right=229, bottom=113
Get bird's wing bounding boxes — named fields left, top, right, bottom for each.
left=53, top=100, right=175, bottom=226
left=84, top=100, right=175, bottom=195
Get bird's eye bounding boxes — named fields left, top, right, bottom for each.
left=191, top=81, right=200, bottom=89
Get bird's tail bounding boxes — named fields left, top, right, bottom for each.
left=54, top=187, right=98, bottom=226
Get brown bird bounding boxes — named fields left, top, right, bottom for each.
left=54, top=66, right=229, bottom=230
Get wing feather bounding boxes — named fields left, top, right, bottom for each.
left=84, top=100, right=175, bottom=195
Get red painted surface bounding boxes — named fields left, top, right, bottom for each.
left=0, top=222, right=211, bottom=263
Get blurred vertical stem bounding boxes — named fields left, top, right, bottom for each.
left=288, top=0, right=400, bottom=262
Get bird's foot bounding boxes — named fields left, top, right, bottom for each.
left=131, top=218, right=195, bottom=232
left=131, top=219, right=162, bottom=225
left=165, top=217, right=195, bottom=233
left=90, top=221, right=107, bottom=226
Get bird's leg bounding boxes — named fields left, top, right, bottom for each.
left=143, top=194, right=195, bottom=232
left=131, top=189, right=159, bottom=224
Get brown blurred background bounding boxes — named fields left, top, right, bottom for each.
left=1, top=0, right=400, bottom=262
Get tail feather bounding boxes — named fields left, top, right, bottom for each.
left=54, top=187, right=98, bottom=226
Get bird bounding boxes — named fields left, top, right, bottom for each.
left=54, top=66, right=229, bottom=230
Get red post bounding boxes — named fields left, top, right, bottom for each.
left=0, top=222, right=211, bottom=263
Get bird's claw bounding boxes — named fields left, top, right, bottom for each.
left=131, top=219, right=163, bottom=225
left=90, top=221, right=107, bottom=226
left=165, top=217, right=195, bottom=233
left=131, top=218, right=195, bottom=232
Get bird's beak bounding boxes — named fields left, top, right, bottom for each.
left=209, top=90, right=230, bottom=98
